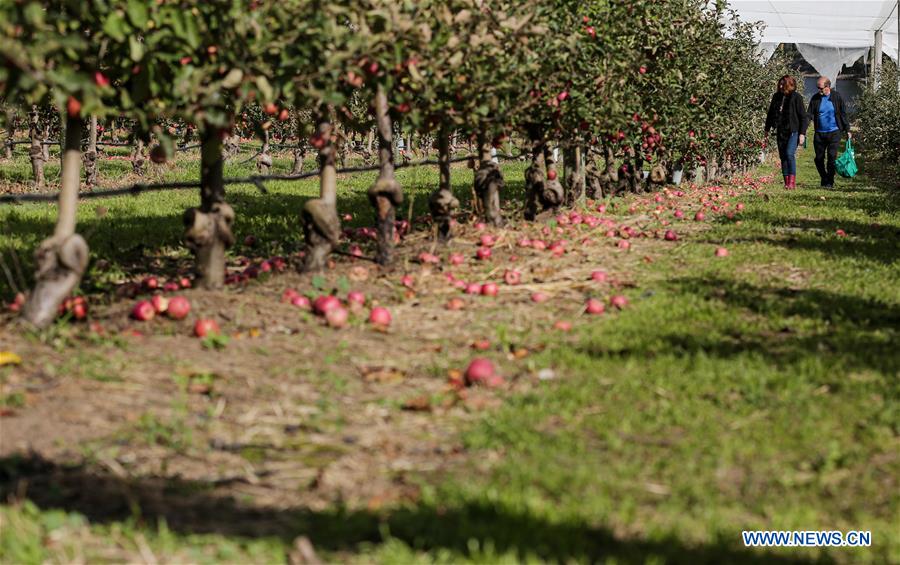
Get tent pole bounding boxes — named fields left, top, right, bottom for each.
left=872, top=30, right=883, bottom=87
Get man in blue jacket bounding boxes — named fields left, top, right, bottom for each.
left=806, top=77, right=851, bottom=188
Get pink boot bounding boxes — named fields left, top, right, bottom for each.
left=788, top=174, right=796, bottom=189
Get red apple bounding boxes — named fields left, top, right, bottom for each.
left=368, top=306, right=392, bottom=327
left=282, top=289, right=300, bottom=303
left=66, top=96, right=81, bottom=118
left=94, top=71, right=110, bottom=87
left=347, top=291, right=366, bottom=307
left=471, top=339, right=491, bottom=351
left=167, top=296, right=191, bottom=320
left=610, top=295, right=628, bottom=309
left=291, top=295, right=312, bottom=310
left=264, top=102, right=278, bottom=116
left=531, top=292, right=550, bottom=303
left=480, top=234, right=496, bottom=247
left=150, top=294, right=169, bottom=314
left=325, top=307, right=349, bottom=328
left=465, top=358, right=496, bottom=386
left=313, top=295, right=341, bottom=316
left=449, top=253, right=465, bottom=266
left=694, top=211, right=705, bottom=221
left=194, top=318, right=220, bottom=337
left=446, top=298, right=465, bottom=311
left=480, top=282, right=499, bottom=297
left=149, top=145, right=166, bottom=164
left=179, top=277, right=192, bottom=289
left=585, top=299, right=605, bottom=315
left=547, top=169, right=558, bottom=181
left=143, top=276, right=159, bottom=291
left=715, top=247, right=729, bottom=257
left=131, top=300, right=155, bottom=321
left=664, top=230, right=678, bottom=241
left=464, top=283, right=482, bottom=295
left=401, top=274, right=414, bottom=288
left=553, top=320, right=573, bottom=331
left=476, top=247, right=492, bottom=260
left=503, top=269, right=521, bottom=285
left=590, top=270, right=608, bottom=283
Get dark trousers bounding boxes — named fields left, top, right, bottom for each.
left=813, top=131, right=841, bottom=186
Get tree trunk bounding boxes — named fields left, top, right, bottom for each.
left=524, top=128, right=562, bottom=219
left=22, top=116, right=90, bottom=328
left=367, top=85, right=403, bottom=265
left=474, top=136, right=504, bottom=226
left=291, top=115, right=305, bottom=174
left=29, top=106, right=45, bottom=189
left=41, top=122, right=51, bottom=162
left=365, top=128, right=374, bottom=154
left=256, top=128, right=272, bottom=174
left=428, top=127, right=459, bottom=242
left=291, top=144, right=305, bottom=174
left=183, top=128, right=234, bottom=289
left=131, top=137, right=146, bottom=176
left=564, top=144, right=586, bottom=204
left=3, top=111, right=14, bottom=159
left=82, top=115, right=98, bottom=189
left=302, top=116, right=341, bottom=272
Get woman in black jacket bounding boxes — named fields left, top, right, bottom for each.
left=765, top=75, right=809, bottom=189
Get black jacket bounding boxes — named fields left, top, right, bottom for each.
left=806, top=90, right=850, bottom=133
left=765, top=91, right=809, bottom=137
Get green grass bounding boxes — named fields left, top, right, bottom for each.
left=1, top=151, right=898, bottom=563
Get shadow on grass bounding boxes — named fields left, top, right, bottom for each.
left=0, top=454, right=820, bottom=564
left=581, top=276, right=899, bottom=375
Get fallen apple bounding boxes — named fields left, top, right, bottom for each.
left=446, top=297, right=466, bottom=310
left=291, top=295, right=312, bottom=310
left=481, top=282, right=499, bottom=297
left=503, top=269, right=521, bottom=285
left=131, top=300, right=155, bottom=321
left=150, top=294, right=169, bottom=314
left=194, top=318, right=220, bottom=337
left=609, top=295, right=628, bottom=309
left=313, top=295, right=341, bottom=316
left=167, top=296, right=191, bottom=320
left=326, top=306, right=349, bottom=328
left=369, top=306, right=392, bottom=327
left=465, top=357, right=496, bottom=386
left=531, top=292, right=550, bottom=303
left=585, top=298, right=605, bottom=315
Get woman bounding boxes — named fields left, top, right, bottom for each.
left=764, top=75, right=808, bottom=189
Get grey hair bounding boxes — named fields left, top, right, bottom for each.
left=819, top=77, right=832, bottom=87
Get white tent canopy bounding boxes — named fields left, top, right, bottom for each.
left=728, top=1, right=899, bottom=83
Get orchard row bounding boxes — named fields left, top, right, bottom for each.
left=0, top=0, right=788, bottom=327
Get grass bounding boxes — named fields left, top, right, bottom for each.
left=1, top=147, right=898, bottom=563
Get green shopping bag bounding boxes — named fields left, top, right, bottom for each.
left=835, top=139, right=858, bottom=178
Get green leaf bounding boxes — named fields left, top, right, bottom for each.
left=126, top=0, right=148, bottom=29
left=221, top=68, right=244, bottom=89
left=311, top=275, right=327, bottom=290
left=128, top=36, right=144, bottom=62
left=255, top=76, right=273, bottom=102
left=102, top=12, right=128, bottom=42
